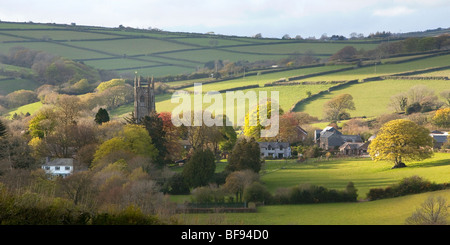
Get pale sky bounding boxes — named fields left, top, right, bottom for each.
left=0, top=0, right=449, bottom=38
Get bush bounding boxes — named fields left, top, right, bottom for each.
left=191, top=185, right=225, bottom=204
left=243, top=182, right=272, bottom=203
left=272, top=182, right=358, bottom=204
left=91, top=205, right=162, bottom=225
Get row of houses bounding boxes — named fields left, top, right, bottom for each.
left=257, top=126, right=369, bottom=159
left=258, top=126, right=450, bottom=159
left=41, top=127, right=449, bottom=177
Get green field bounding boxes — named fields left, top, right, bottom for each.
left=297, top=78, right=450, bottom=119
left=260, top=153, right=450, bottom=199
left=0, top=21, right=382, bottom=77
left=6, top=101, right=43, bottom=118
left=177, top=153, right=450, bottom=225
left=180, top=189, right=450, bottom=225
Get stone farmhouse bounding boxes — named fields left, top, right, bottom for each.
left=314, top=126, right=366, bottom=155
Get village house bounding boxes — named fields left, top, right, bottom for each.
left=314, top=126, right=364, bottom=153
left=258, top=142, right=291, bottom=159
left=41, top=157, right=74, bottom=178
left=339, top=142, right=370, bottom=156
left=430, top=130, right=448, bottom=149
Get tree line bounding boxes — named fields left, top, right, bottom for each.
left=329, top=35, right=450, bottom=62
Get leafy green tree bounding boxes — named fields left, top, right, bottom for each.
left=28, top=107, right=58, bottom=138
left=93, top=124, right=158, bottom=165
left=182, top=148, right=216, bottom=188
left=368, top=119, right=433, bottom=168
left=226, top=137, right=262, bottom=173
left=323, top=93, right=355, bottom=121
left=218, top=118, right=237, bottom=154
left=94, top=108, right=110, bottom=125
left=96, top=79, right=125, bottom=93
left=432, top=108, right=450, bottom=129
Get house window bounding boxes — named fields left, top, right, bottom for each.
left=65, top=166, right=71, bottom=171
left=55, top=166, right=60, bottom=170
left=280, top=145, right=283, bottom=150
left=44, top=166, right=50, bottom=170
left=268, top=145, right=272, bottom=150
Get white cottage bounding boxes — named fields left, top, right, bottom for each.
left=42, top=158, right=74, bottom=178
left=258, top=142, right=291, bottom=159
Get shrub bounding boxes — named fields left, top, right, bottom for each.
left=91, top=205, right=162, bottom=225
left=272, top=187, right=291, bottom=204
left=272, top=182, right=358, bottom=204
left=191, top=185, right=225, bottom=204
left=243, top=182, right=272, bottom=203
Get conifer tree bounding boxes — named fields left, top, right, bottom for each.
left=94, top=108, right=110, bottom=125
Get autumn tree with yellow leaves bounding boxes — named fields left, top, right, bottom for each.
left=368, top=119, right=433, bottom=169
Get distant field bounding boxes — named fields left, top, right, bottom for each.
left=183, top=64, right=351, bottom=92
left=0, top=21, right=383, bottom=77
left=296, top=79, right=450, bottom=119
left=0, top=78, right=39, bottom=95
left=294, top=54, right=450, bottom=82
left=6, top=101, right=42, bottom=118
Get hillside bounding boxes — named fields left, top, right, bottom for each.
left=0, top=21, right=391, bottom=78
left=1, top=21, right=449, bottom=122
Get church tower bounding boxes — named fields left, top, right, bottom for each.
left=134, top=75, right=156, bottom=123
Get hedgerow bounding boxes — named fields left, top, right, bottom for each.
left=367, top=176, right=448, bottom=201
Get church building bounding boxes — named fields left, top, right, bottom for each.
left=134, top=75, right=156, bottom=122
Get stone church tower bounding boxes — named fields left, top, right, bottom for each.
left=134, top=75, right=156, bottom=122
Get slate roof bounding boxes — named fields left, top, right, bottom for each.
left=432, top=135, right=448, bottom=143
left=341, top=135, right=363, bottom=143
left=258, top=142, right=290, bottom=149
left=42, top=158, right=73, bottom=166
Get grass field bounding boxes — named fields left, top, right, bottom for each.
left=260, top=153, right=450, bottom=199
left=176, top=153, right=450, bottom=225
left=180, top=189, right=450, bottom=225
left=6, top=101, right=43, bottom=118
left=296, top=79, right=450, bottom=119
left=294, top=54, right=450, bottom=82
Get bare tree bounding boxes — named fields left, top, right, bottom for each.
left=58, top=171, right=96, bottom=207
left=389, top=93, right=408, bottom=112
left=405, top=196, right=448, bottom=225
